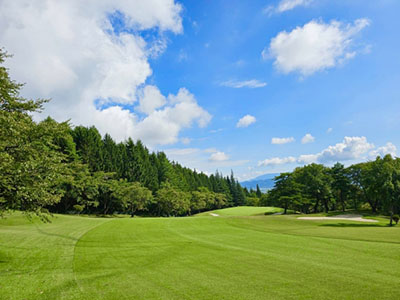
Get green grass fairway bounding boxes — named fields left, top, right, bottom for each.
left=197, top=206, right=283, bottom=216
left=1, top=211, right=400, bottom=299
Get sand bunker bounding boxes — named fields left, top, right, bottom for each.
left=298, top=214, right=378, bottom=223
left=209, top=213, right=219, bottom=217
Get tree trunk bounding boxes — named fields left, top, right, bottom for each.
left=324, top=201, right=329, bottom=213
left=313, top=198, right=320, bottom=213
left=368, top=199, right=377, bottom=213
left=389, top=205, right=394, bottom=227
left=322, top=196, right=329, bottom=213
left=340, top=191, right=345, bottom=212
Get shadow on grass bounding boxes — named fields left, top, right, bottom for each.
left=35, top=226, right=79, bottom=242
left=319, top=223, right=387, bottom=228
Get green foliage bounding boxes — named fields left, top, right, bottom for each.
left=73, top=204, right=84, bottom=214
left=0, top=50, right=67, bottom=215
left=330, top=162, right=351, bottom=212
left=113, top=181, right=153, bottom=216
left=191, top=187, right=209, bottom=213
left=71, top=126, right=103, bottom=172
left=246, top=196, right=260, bottom=206
left=65, top=124, right=245, bottom=216
left=267, top=154, right=400, bottom=225
left=156, top=182, right=191, bottom=216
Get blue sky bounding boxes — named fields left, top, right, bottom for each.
left=1, top=0, right=399, bottom=180
left=155, top=0, right=400, bottom=179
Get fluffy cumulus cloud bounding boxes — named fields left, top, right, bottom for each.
left=271, top=137, right=295, bottom=145
left=0, top=0, right=211, bottom=145
left=369, top=142, right=397, bottom=158
left=236, top=115, right=256, bottom=128
left=209, top=151, right=229, bottom=162
left=131, top=88, right=211, bottom=145
left=137, top=85, right=167, bottom=115
left=301, top=133, right=315, bottom=144
left=259, top=136, right=396, bottom=168
left=264, top=18, right=370, bottom=76
left=310, top=136, right=374, bottom=163
left=220, top=79, right=267, bottom=88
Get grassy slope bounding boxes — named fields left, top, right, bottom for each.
left=0, top=213, right=108, bottom=299
left=196, top=206, right=283, bottom=216
left=1, top=211, right=400, bottom=299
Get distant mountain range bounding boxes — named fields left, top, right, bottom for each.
left=240, top=173, right=279, bottom=192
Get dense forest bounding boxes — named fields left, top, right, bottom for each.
left=0, top=49, right=254, bottom=218
left=263, top=157, right=400, bottom=225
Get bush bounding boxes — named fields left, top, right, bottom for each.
left=393, top=214, right=399, bottom=225
left=360, top=202, right=371, bottom=211
left=73, top=204, right=85, bottom=214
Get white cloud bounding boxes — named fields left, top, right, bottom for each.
left=263, top=0, right=312, bottom=16
left=369, top=142, right=397, bottom=158
left=132, top=88, right=212, bottom=145
left=88, top=105, right=137, bottom=142
left=301, top=133, right=315, bottom=144
left=260, top=136, right=382, bottom=168
left=209, top=151, right=230, bottom=162
left=264, top=18, right=370, bottom=76
left=137, top=85, right=166, bottom=115
left=236, top=115, right=256, bottom=128
left=164, top=148, right=200, bottom=156
left=0, top=1, right=213, bottom=146
left=327, top=127, right=333, bottom=134
left=220, top=79, right=267, bottom=88
left=313, top=136, right=374, bottom=163
left=271, top=137, right=295, bottom=145
left=276, top=0, right=313, bottom=12
left=258, top=156, right=297, bottom=167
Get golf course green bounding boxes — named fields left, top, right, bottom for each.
left=1, top=207, right=399, bottom=299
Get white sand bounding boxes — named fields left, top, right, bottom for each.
left=297, top=214, right=378, bottom=223
left=209, top=213, right=219, bottom=217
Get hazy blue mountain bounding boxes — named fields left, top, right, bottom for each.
left=240, top=173, right=279, bottom=191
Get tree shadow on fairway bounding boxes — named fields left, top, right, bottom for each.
left=319, top=223, right=385, bottom=228
left=35, top=226, right=79, bottom=242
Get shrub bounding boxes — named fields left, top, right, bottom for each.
left=73, top=204, right=85, bottom=214
left=393, top=214, right=399, bottom=225
left=360, top=203, right=371, bottom=211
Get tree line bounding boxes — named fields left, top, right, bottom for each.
left=263, top=158, right=400, bottom=226
left=3, top=48, right=398, bottom=224
left=0, top=49, right=254, bottom=218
